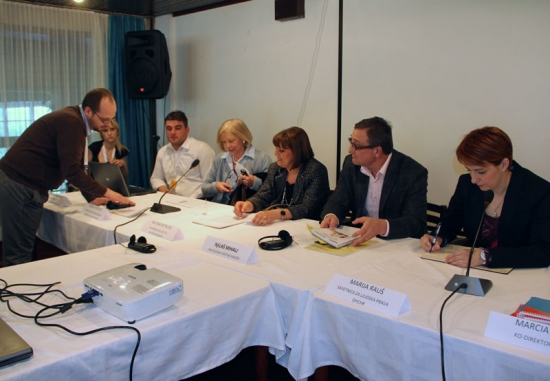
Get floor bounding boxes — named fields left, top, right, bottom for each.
left=0, top=239, right=361, bottom=381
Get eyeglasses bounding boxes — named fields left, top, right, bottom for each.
left=93, top=112, right=116, bottom=125
left=348, top=137, right=376, bottom=151
left=224, top=168, right=238, bottom=183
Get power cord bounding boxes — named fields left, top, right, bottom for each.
left=1, top=279, right=141, bottom=381
left=439, top=282, right=467, bottom=381
left=113, top=207, right=150, bottom=246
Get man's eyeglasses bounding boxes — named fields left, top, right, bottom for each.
left=94, top=112, right=116, bottom=125
left=348, top=137, right=376, bottom=151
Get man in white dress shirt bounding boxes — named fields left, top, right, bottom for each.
left=150, top=111, right=215, bottom=198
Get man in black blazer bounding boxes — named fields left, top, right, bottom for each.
left=320, top=117, right=427, bottom=246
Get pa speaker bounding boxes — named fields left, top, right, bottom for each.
left=275, top=0, right=304, bottom=21
left=125, top=30, right=172, bottom=99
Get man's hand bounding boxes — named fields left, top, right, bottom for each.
left=320, top=214, right=339, bottom=229
left=350, top=217, right=387, bottom=246
left=90, top=197, right=109, bottom=206
left=103, top=188, right=135, bottom=206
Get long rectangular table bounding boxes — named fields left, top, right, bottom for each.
left=286, top=239, right=550, bottom=380
left=34, top=193, right=550, bottom=381
left=0, top=245, right=285, bottom=381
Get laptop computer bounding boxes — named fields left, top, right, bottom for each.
left=89, top=162, right=157, bottom=197
left=0, top=317, right=33, bottom=367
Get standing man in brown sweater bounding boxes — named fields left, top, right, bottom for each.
left=0, top=88, right=134, bottom=266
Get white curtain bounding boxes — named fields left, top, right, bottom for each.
left=0, top=0, right=109, bottom=158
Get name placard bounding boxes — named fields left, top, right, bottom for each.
left=48, top=193, right=72, bottom=207
left=81, top=204, right=111, bottom=221
left=202, top=236, right=258, bottom=264
left=141, top=220, right=184, bottom=241
left=325, top=273, right=411, bottom=317
left=484, top=311, right=550, bottom=355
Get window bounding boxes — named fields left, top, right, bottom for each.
left=0, top=100, right=52, bottom=159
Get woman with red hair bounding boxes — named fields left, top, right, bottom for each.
left=420, top=126, right=550, bottom=269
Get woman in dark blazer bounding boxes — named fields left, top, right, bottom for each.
left=233, top=126, right=330, bottom=225
left=421, top=126, right=550, bottom=269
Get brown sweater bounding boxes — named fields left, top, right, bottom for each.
left=0, top=106, right=106, bottom=198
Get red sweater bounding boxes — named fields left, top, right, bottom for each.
left=0, top=106, right=106, bottom=198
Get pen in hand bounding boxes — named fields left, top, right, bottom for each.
left=429, top=222, right=442, bottom=253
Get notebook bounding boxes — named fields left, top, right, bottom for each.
left=89, top=162, right=156, bottom=197
left=0, top=317, right=33, bottom=367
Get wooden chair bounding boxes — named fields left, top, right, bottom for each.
left=427, top=202, right=446, bottom=233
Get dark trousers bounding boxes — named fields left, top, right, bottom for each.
left=0, top=169, right=48, bottom=266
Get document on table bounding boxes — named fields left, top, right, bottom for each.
left=192, top=213, right=246, bottom=229
left=421, top=252, right=513, bottom=274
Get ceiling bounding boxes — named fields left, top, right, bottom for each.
left=6, top=0, right=250, bottom=17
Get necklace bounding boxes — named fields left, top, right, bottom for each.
left=490, top=198, right=504, bottom=218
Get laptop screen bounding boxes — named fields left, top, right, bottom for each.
left=88, top=162, right=131, bottom=197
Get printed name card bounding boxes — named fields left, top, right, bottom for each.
left=141, top=220, right=184, bottom=241
left=81, top=204, right=111, bottom=221
left=484, top=311, right=550, bottom=355
left=325, top=273, right=411, bottom=317
left=202, top=236, right=258, bottom=264
left=48, top=193, right=72, bottom=207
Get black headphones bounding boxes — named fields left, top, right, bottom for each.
left=258, top=230, right=293, bottom=251
left=128, top=235, right=157, bottom=253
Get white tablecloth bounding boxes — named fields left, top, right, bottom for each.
left=0, top=246, right=285, bottom=381
left=285, top=238, right=550, bottom=381
left=36, top=195, right=550, bottom=380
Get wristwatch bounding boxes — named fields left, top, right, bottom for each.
left=280, top=209, right=286, bottom=221
left=480, top=248, right=488, bottom=265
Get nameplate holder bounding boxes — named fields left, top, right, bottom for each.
left=325, top=273, right=411, bottom=317
left=141, top=220, right=184, bottom=241
left=202, top=236, right=258, bottom=264
left=484, top=311, right=550, bottom=355
left=48, top=193, right=72, bottom=207
left=81, top=204, right=111, bottom=221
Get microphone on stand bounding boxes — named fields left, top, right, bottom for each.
left=150, top=159, right=200, bottom=214
left=444, top=190, right=494, bottom=297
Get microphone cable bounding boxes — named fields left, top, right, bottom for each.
left=439, top=282, right=467, bottom=381
left=1, top=278, right=141, bottom=381
left=113, top=207, right=150, bottom=246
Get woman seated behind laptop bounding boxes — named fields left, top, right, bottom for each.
left=420, top=126, right=550, bottom=269
left=88, top=120, right=130, bottom=179
left=233, top=126, right=330, bottom=225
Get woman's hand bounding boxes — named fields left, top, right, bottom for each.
left=234, top=201, right=254, bottom=217
left=420, top=234, right=442, bottom=252
left=445, top=248, right=484, bottom=268
left=251, top=209, right=280, bottom=226
left=240, top=174, right=255, bottom=188
left=215, top=181, right=233, bottom=193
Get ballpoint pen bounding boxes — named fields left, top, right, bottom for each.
left=429, top=222, right=442, bottom=253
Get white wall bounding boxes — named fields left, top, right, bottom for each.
left=156, top=0, right=550, bottom=203
left=155, top=0, right=339, bottom=185
left=342, top=0, right=550, bottom=203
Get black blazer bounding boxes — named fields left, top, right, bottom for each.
left=440, top=162, right=550, bottom=269
left=321, top=150, right=428, bottom=239
left=248, top=158, right=330, bottom=221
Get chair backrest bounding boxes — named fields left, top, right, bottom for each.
left=427, top=203, right=446, bottom=233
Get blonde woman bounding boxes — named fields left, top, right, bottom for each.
left=202, top=119, right=271, bottom=204
left=88, top=120, right=129, bottom=179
